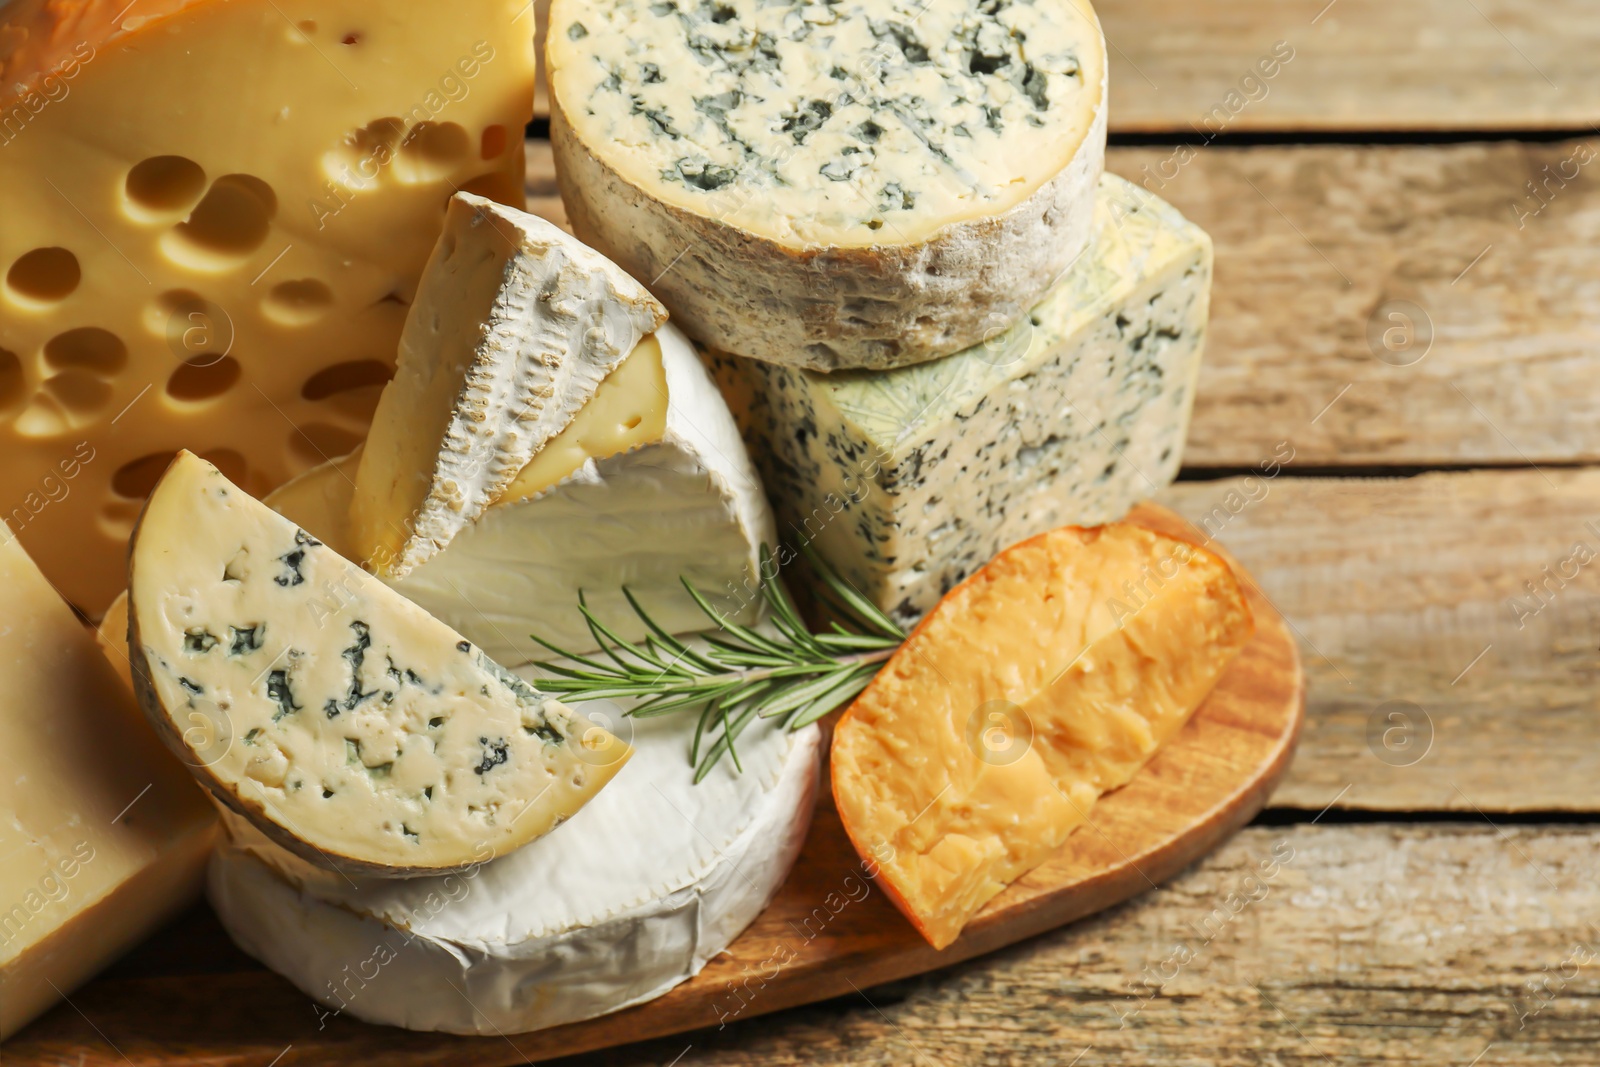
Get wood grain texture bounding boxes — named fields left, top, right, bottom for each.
left=527, top=139, right=1600, bottom=469
left=5, top=507, right=1304, bottom=1065
left=1098, top=0, right=1594, bottom=132
left=527, top=2, right=1593, bottom=132
left=556, top=824, right=1600, bottom=1066
left=1114, top=138, right=1600, bottom=468
left=1159, top=469, right=1600, bottom=813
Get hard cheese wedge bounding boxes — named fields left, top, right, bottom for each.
left=831, top=522, right=1253, bottom=950
left=128, top=451, right=630, bottom=878
left=713, top=174, right=1211, bottom=624
left=0, top=528, right=215, bottom=1040
left=549, top=0, right=1107, bottom=369
left=350, top=194, right=668, bottom=578
left=208, top=712, right=821, bottom=1034
left=277, top=322, right=773, bottom=666
left=0, top=0, right=536, bottom=616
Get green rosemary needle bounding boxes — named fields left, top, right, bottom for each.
left=527, top=545, right=906, bottom=782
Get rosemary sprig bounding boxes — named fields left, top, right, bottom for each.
left=528, top=545, right=906, bottom=782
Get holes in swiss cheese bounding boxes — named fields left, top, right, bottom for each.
left=393, top=122, right=470, bottom=184
left=324, top=118, right=406, bottom=190
left=480, top=124, right=508, bottom=161
left=113, top=448, right=252, bottom=501
left=112, top=452, right=177, bottom=499
left=143, top=288, right=205, bottom=334
left=43, top=372, right=112, bottom=416
left=301, top=359, right=392, bottom=401
left=124, top=156, right=206, bottom=220
left=43, top=327, right=128, bottom=375
left=0, top=348, right=24, bottom=418
left=163, top=173, right=277, bottom=269
left=302, top=359, right=392, bottom=422
left=262, top=279, right=334, bottom=327
left=6, top=248, right=81, bottom=304
left=166, top=355, right=241, bottom=403
left=14, top=329, right=127, bottom=436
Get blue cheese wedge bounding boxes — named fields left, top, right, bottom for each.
left=350, top=193, right=667, bottom=579
left=548, top=0, right=1108, bottom=370
left=128, top=451, right=630, bottom=878
left=208, top=711, right=821, bottom=1035
left=712, top=175, right=1212, bottom=622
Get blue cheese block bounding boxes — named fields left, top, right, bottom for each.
left=711, top=174, right=1212, bottom=622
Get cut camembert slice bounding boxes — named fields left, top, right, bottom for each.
left=831, top=521, right=1254, bottom=949
left=129, top=451, right=630, bottom=878
left=271, top=323, right=773, bottom=667
left=548, top=0, right=1108, bottom=370
left=350, top=193, right=667, bottom=578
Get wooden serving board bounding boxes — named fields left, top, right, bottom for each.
left=11, top=504, right=1304, bottom=1066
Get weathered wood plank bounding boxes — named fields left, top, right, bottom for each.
left=1117, top=137, right=1600, bottom=468
left=528, top=2, right=1597, bottom=132
left=1100, top=0, right=1593, bottom=133
left=1160, top=468, right=1600, bottom=813
left=528, top=139, right=1600, bottom=468
left=560, top=824, right=1600, bottom=1066
left=22, top=826, right=1598, bottom=1066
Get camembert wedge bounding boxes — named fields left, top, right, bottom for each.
left=129, top=451, right=629, bottom=878
left=271, top=322, right=773, bottom=666
left=831, top=522, right=1253, bottom=949
left=350, top=193, right=668, bottom=578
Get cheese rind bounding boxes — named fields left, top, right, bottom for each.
left=548, top=0, right=1108, bottom=369
left=208, top=712, right=821, bottom=1035
left=713, top=175, right=1212, bottom=623
left=128, top=451, right=629, bottom=877
left=831, top=522, right=1254, bottom=949
left=272, top=324, right=775, bottom=666
left=0, top=0, right=536, bottom=614
left=0, top=527, right=215, bottom=1039
left=350, top=194, right=668, bottom=578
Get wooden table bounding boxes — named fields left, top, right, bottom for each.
left=23, top=2, right=1600, bottom=1063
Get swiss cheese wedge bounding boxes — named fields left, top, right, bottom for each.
left=831, top=522, right=1253, bottom=949
left=0, top=0, right=536, bottom=615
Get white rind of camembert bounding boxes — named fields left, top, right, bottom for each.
left=351, top=193, right=668, bottom=578
left=548, top=0, right=1108, bottom=370
left=208, top=713, right=821, bottom=1035
left=128, top=451, right=630, bottom=878
left=269, top=323, right=774, bottom=666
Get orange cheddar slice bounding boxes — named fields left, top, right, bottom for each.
left=831, top=522, right=1254, bottom=949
